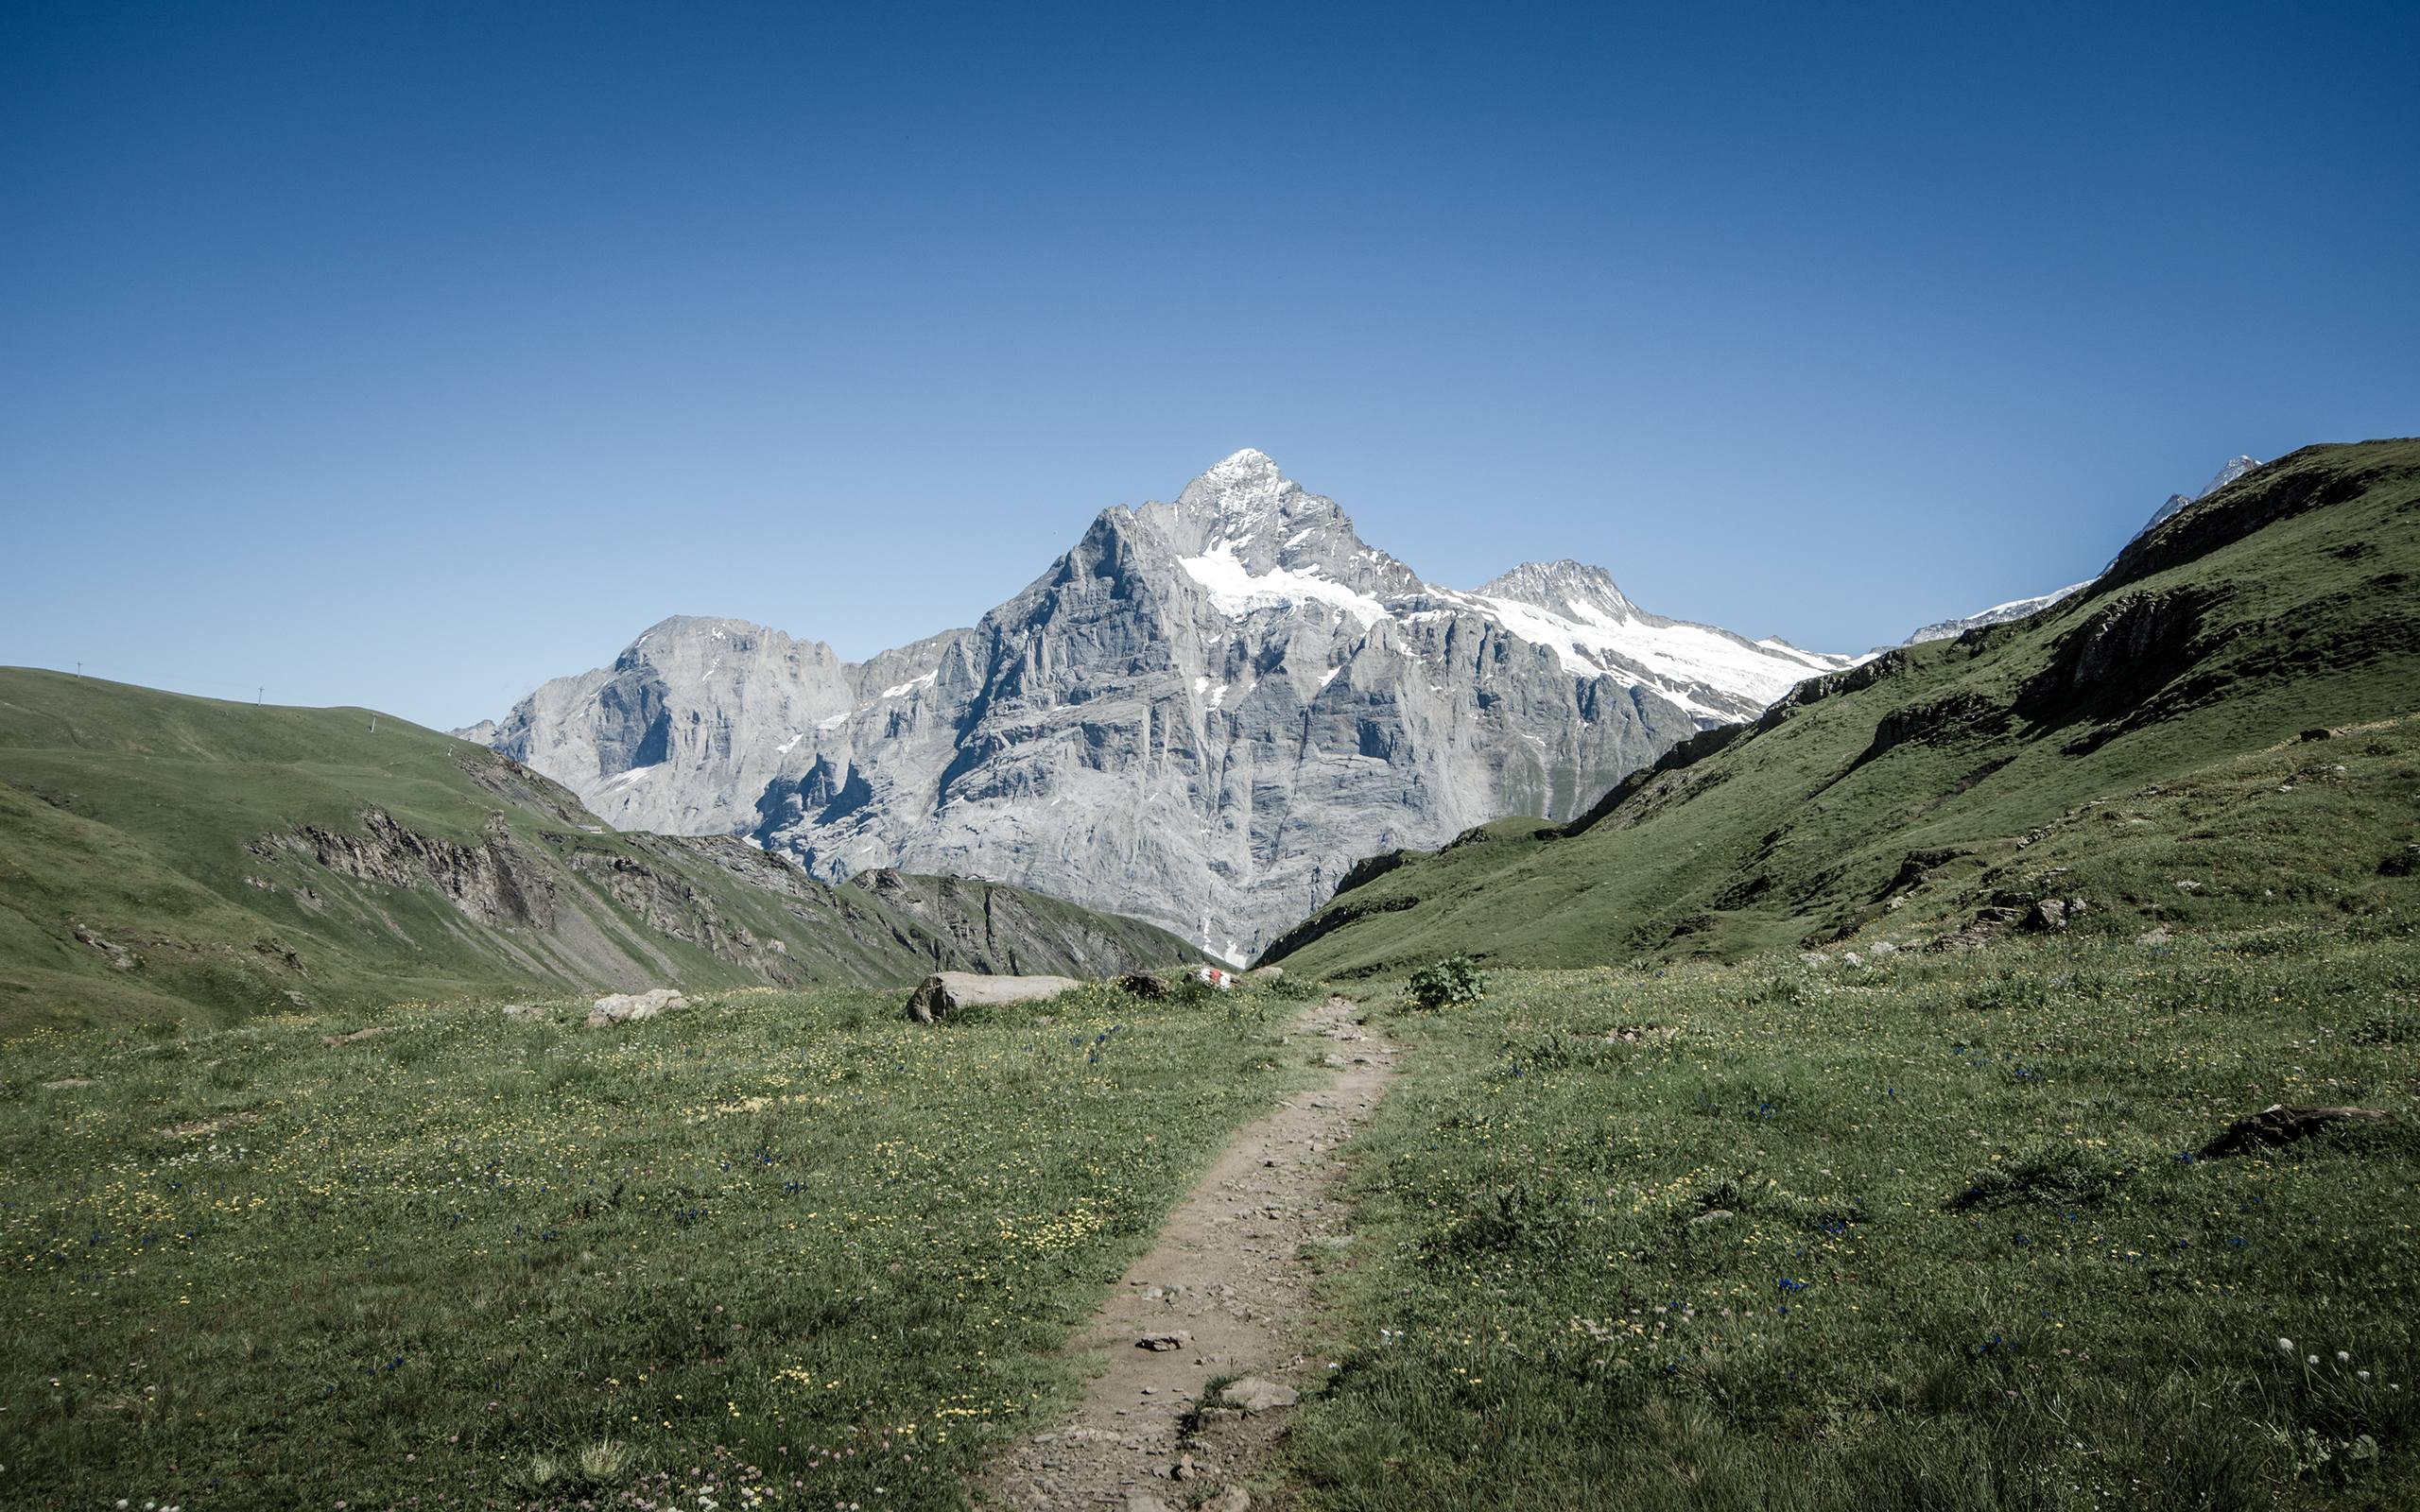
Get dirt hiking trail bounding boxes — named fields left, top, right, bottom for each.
left=974, top=993, right=1397, bottom=1511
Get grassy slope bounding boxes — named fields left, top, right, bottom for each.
left=1288, top=936, right=2419, bottom=1510
left=1265, top=439, right=2420, bottom=978
left=0, top=978, right=1315, bottom=1509
left=0, top=670, right=1201, bottom=1034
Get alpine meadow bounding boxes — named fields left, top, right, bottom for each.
left=7, top=5, right=2419, bottom=1510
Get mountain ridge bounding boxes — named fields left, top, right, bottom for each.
left=475, top=451, right=1856, bottom=957
left=1895, top=453, right=2264, bottom=646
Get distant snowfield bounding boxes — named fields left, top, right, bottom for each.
left=1177, top=541, right=1854, bottom=721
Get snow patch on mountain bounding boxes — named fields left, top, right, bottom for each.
left=1443, top=585, right=1849, bottom=719
left=1178, top=542, right=1392, bottom=627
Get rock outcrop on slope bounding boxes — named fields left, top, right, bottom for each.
left=478, top=450, right=1854, bottom=959
left=0, top=667, right=1207, bottom=1033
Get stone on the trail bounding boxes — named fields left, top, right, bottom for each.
left=1202, top=1490, right=1252, bottom=1512
left=586, top=988, right=686, bottom=1027
left=1136, top=1331, right=1192, bottom=1351
left=1219, top=1377, right=1298, bottom=1414
left=1124, top=1494, right=1175, bottom=1512
left=907, top=971, right=1082, bottom=1024
left=2200, top=1103, right=2389, bottom=1158
left=1320, top=1053, right=1348, bottom=1069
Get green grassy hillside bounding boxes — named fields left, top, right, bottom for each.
left=0, top=978, right=1309, bottom=1509
left=0, top=671, right=1201, bottom=1034
left=1287, top=936, right=2419, bottom=1510
left=1265, top=439, right=2420, bottom=977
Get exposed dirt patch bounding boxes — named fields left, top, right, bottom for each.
left=973, top=994, right=1397, bottom=1509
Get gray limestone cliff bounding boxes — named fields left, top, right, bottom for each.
left=478, top=450, right=1853, bottom=959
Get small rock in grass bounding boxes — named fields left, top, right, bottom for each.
left=1219, top=1377, right=1298, bottom=1413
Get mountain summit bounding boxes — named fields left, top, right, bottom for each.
left=475, top=451, right=1853, bottom=957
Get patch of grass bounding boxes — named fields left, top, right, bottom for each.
left=1287, top=932, right=2420, bottom=1508
left=0, top=980, right=1308, bottom=1508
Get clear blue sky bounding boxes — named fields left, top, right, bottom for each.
left=5, top=1, right=2414, bottom=730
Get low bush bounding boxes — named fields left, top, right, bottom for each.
left=1407, top=954, right=1488, bottom=1009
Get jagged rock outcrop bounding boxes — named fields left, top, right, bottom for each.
left=477, top=450, right=1856, bottom=958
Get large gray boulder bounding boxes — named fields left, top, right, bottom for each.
left=585, top=988, right=687, bottom=1027
left=475, top=450, right=1856, bottom=960
left=907, top=971, right=1083, bottom=1023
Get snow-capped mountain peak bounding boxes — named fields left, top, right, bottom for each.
left=1176, top=447, right=1301, bottom=534
left=2203, top=455, right=2260, bottom=497
left=1476, top=558, right=1639, bottom=624
left=478, top=448, right=1858, bottom=960
left=1160, top=450, right=1424, bottom=600
left=2140, top=454, right=2265, bottom=535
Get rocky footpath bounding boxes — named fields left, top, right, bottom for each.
left=974, top=994, right=1396, bottom=1510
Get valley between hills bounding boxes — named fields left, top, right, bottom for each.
left=2, top=440, right=2414, bottom=1510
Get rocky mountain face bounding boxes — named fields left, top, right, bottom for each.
left=478, top=450, right=1854, bottom=959
left=1899, top=455, right=2264, bottom=646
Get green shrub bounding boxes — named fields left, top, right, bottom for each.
left=1407, top=954, right=1488, bottom=1010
